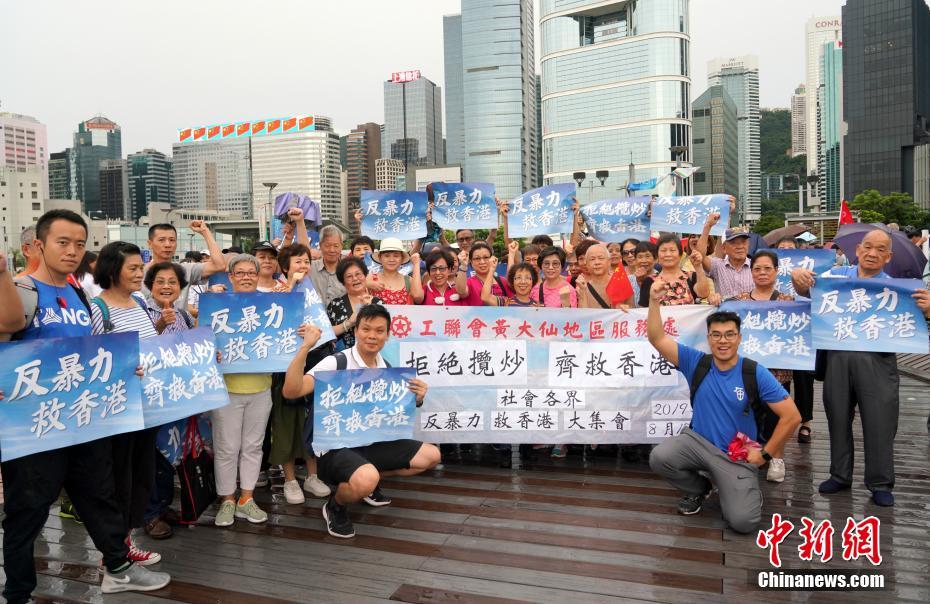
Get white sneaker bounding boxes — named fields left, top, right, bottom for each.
left=283, top=479, right=306, bottom=504
left=101, top=563, right=171, bottom=593
left=767, top=458, right=786, bottom=483
left=303, top=474, right=331, bottom=497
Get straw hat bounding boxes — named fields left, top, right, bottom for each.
left=373, top=237, right=410, bottom=264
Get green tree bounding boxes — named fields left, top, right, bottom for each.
left=849, top=189, right=930, bottom=228
left=760, top=109, right=793, bottom=172
left=751, top=213, right=785, bottom=235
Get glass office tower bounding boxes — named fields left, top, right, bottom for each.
left=540, top=0, right=692, bottom=204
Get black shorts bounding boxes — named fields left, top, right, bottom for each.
left=318, top=439, right=423, bottom=485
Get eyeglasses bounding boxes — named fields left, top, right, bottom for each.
left=708, top=331, right=740, bottom=342
left=622, top=250, right=636, bottom=256
left=429, top=265, right=449, bottom=273
left=541, top=261, right=562, bottom=269
left=457, top=236, right=474, bottom=243
left=232, top=271, right=258, bottom=278
left=153, top=279, right=180, bottom=286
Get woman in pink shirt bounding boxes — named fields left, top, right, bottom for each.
left=411, top=249, right=466, bottom=306
left=530, top=246, right=576, bottom=308
left=454, top=242, right=512, bottom=305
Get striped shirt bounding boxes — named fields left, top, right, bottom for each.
left=145, top=300, right=195, bottom=334
left=707, top=256, right=753, bottom=299
left=90, top=296, right=159, bottom=340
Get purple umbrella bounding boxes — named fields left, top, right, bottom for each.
left=833, top=223, right=926, bottom=279
left=273, top=192, right=321, bottom=226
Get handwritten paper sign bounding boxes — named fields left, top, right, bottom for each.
left=431, top=182, right=497, bottom=230
left=720, top=301, right=814, bottom=371
left=771, top=249, right=835, bottom=298
left=507, top=184, right=577, bottom=238
left=360, top=190, right=428, bottom=240
left=580, top=196, right=651, bottom=242
left=139, top=327, right=230, bottom=428
left=650, top=194, right=731, bottom=236
left=311, top=367, right=417, bottom=454
left=199, top=292, right=304, bottom=373
left=0, top=333, right=144, bottom=461
left=811, top=278, right=929, bottom=353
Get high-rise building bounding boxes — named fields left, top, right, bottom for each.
left=375, top=158, right=405, bottom=190
left=72, top=116, right=122, bottom=215
left=819, top=42, right=845, bottom=212
left=99, top=159, right=128, bottom=219
left=692, top=85, right=739, bottom=197
left=126, top=149, right=172, bottom=221
left=536, top=73, right=543, bottom=188
left=708, top=55, right=760, bottom=221
left=0, top=113, right=49, bottom=191
left=48, top=150, right=72, bottom=200
left=172, top=138, right=251, bottom=217
left=805, top=16, right=842, bottom=200
left=382, top=75, right=443, bottom=168
left=843, top=0, right=930, bottom=208
left=347, top=122, right=382, bottom=233
left=443, top=0, right=537, bottom=199
left=251, top=116, right=343, bottom=224
left=443, top=14, right=465, bottom=168
left=540, top=0, right=692, bottom=205
left=791, top=84, right=807, bottom=157
left=0, top=166, right=45, bottom=257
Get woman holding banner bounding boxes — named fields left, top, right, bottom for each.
left=266, top=244, right=333, bottom=505
left=212, top=254, right=275, bottom=525
left=90, top=242, right=163, bottom=562
left=724, top=249, right=794, bottom=483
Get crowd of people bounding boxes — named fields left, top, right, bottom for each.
left=1, top=195, right=928, bottom=602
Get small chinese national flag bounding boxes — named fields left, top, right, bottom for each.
left=606, top=263, right=634, bottom=306
left=839, top=199, right=855, bottom=225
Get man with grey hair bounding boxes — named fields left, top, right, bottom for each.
left=17, top=224, right=39, bottom=276
left=309, top=225, right=346, bottom=305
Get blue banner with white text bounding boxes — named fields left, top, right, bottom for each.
left=0, top=333, right=144, bottom=461
left=360, top=190, right=428, bottom=240
left=771, top=249, right=835, bottom=298
left=292, top=280, right=337, bottom=350
left=199, top=292, right=305, bottom=373
left=650, top=194, right=731, bottom=236
left=139, top=327, right=231, bottom=428
left=580, top=196, right=651, bottom=242
left=719, top=301, right=815, bottom=371
left=312, top=367, right=417, bottom=454
left=810, top=278, right=929, bottom=353
left=431, top=182, right=497, bottom=230
left=507, top=184, right=577, bottom=238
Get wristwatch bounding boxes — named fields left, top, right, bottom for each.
left=760, top=449, right=772, bottom=462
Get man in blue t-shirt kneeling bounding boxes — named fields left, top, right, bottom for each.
left=646, top=280, right=801, bottom=534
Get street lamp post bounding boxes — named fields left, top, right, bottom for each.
left=573, top=170, right=610, bottom=205
left=262, top=182, right=278, bottom=241
left=669, top=145, right=689, bottom=196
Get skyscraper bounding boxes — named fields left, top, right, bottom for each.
left=819, top=42, right=845, bottom=212
left=443, top=0, right=537, bottom=199
left=0, top=112, right=49, bottom=191
left=48, top=150, right=72, bottom=200
left=791, top=84, right=807, bottom=157
left=72, top=116, right=122, bottom=215
left=347, top=122, right=382, bottom=233
left=843, top=0, right=930, bottom=208
left=382, top=75, right=443, bottom=168
left=126, top=149, right=172, bottom=221
left=99, top=159, right=128, bottom=219
left=692, top=85, right=739, bottom=198
left=0, top=166, right=45, bottom=257
left=443, top=14, right=465, bottom=168
left=708, top=55, right=760, bottom=221
left=375, top=158, right=405, bottom=190
left=540, top=0, right=692, bottom=204
left=536, top=73, right=543, bottom=188
left=251, top=116, right=343, bottom=224
left=805, top=16, right=842, bottom=200
left=172, top=138, right=251, bottom=217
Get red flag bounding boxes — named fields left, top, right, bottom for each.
left=839, top=199, right=854, bottom=225
left=606, top=263, right=634, bottom=306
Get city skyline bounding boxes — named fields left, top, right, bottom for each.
left=3, top=0, right=849, bottom=156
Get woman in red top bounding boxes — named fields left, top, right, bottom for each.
left=455, top=241, right=511, bottom=305
left=411, top=249, right=466, bottom=306
left=368, top=237, right=414, bottom=305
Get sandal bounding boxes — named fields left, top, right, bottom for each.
left=797, top=425, right=812, bottom=444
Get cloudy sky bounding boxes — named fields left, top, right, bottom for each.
left=2, top=0, right=845, bottom=154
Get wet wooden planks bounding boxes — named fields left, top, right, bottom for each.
left=2, top=377, right=928, bottom=603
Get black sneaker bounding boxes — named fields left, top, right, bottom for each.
left=677, top=480, right=713, bottom=515
left=362, top=487, right=392, bottom=507
left=322, top=496, right=355, bottom=538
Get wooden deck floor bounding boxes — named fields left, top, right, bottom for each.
left=2, top=377, right=929, bottom=603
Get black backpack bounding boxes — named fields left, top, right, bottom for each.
left=689, top=354, right=774, bottom=443
left=333, top=350, right=392, bottom=370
